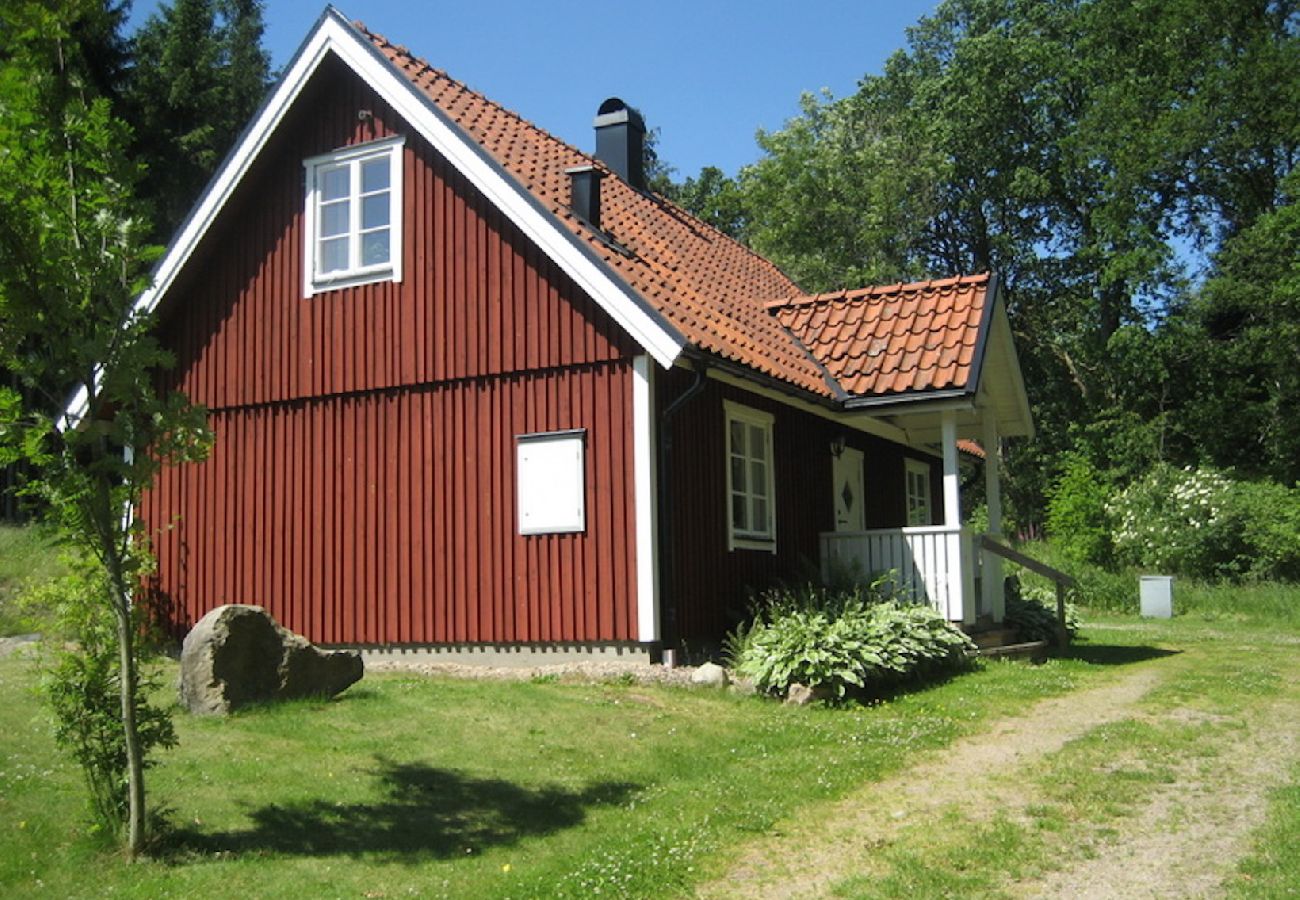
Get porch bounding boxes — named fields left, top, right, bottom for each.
left=820, top=409, right=1008, bottom=626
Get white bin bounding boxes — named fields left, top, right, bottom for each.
left=1140, top=575, right=1174, bottom=618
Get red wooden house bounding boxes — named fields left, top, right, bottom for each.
left=99, top=9, right=1032, bottom=661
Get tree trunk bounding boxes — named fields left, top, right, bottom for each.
left=109, top=560, right=146, bottom=858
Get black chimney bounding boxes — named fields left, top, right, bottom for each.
left=594, top=97, right=646, bottom=190
left=566, top=165, right=604, bottom=229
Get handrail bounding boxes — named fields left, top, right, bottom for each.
left=978, top=535, right=1075, bottom=652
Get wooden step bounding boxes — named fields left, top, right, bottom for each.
left=976, top=640, right=1048, bottom=663
left=966, top=627, right=1019, bottom=649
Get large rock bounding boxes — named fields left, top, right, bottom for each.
left=689, top=662, right=730, bottom=688
left=179, top=605, right=363, bottom=715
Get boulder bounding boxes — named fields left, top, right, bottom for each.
left=179, top=604, right=363, bottom=715
left=784, top=682, right=833, bottom=707
left=689, top=662, right=731, bottom=688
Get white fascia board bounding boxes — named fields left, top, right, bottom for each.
left=63, top=10, right=685, bottom=427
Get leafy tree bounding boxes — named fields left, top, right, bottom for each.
left=0, top=0, right=210, bottom=855
left=127, top=0, right=272, bottom=240
left=732, top=0, right=1298, bottom=524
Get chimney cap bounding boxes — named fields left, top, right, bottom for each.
left=594, top=97, right=645, bottom=131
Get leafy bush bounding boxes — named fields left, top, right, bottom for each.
left=725, top=582, right=975, bottom=700
left=1046, top=453, right=1113, bottom=567
left=1109, top=465, right=1300, bottom=580
left=21, top=563, right=176, bottom=839
left=1003, top=577, right=1080, bottom=644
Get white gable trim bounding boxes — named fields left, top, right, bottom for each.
left=64, top=8, right=685, bottom=426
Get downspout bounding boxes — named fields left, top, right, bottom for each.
left=656, top=357, right=708, bottom=664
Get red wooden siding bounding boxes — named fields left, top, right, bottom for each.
left=156, top=56, right=635, bottom=410
left=142, top=57, right=641, bottom=646
left=145, top=363, right=637, bottom=644
left=658, top=369, right=940, bottom=642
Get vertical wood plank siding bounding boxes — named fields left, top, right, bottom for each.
left=657, top=369, right=940, bottom=641
left=141, top=59, right=640, bottom=645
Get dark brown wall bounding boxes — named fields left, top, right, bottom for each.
left=143, top=59, right=640, bottom=645
left=657, top=368, right=940, bottom=642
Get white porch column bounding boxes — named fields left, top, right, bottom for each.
left=940, top=411, right=973, bottom=623
left=981, top=415, right=1006, bottom=622
left=940, top=411, right=961, bottom=528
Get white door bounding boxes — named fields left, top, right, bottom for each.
left=832, top=447, right=865, bottom=532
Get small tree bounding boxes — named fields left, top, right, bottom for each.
left=0, top=0, right=210, bottom=856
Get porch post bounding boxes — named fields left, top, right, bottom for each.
left=981, top=415, right=1006, bottom=622
left=940, top=411, right=972, bottom=623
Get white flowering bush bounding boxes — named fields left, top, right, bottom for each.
left=1109, top=465, right=1300, bottom=580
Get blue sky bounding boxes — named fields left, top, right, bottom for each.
left=127, top=1, right=941, bottom=179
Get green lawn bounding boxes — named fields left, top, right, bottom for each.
left=0, top=524, right=65, bottom=635
left=3, top=522, right=1299, bottom=898
left=1, top=644, right=1098, bottom=898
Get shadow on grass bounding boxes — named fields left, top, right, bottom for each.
left=170, top=756, right=638, bottom=861
left=1064, top=644, right=1181, bottom=666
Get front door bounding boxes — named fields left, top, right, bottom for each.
left=832, top=447, right=865, bottom=532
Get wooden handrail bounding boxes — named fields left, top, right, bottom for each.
left=978, top=534, right=1075, bottom=652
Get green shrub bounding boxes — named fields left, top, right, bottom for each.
left=22, top=564, right=176, bottom=839
left=725, top=582, right=975, bottom=700
left=1109, top=465, right=1300, bottom=581
left=1003, top=578, right=1080, bottom=644
left=1046, top=453, right=1114, bottom=567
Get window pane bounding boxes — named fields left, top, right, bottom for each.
left=750, top=460, right=766, bottom=498
left=361, top=157, right=390, bottom=193
left=752, top=497, right=769, bottom=533
left=360, top=229, right=390, bottom=266
left=729, top=420, right=745, bottom=456
left=749, top=424, right=765, bottom=460
left=320, top=199, right=349, bottom=238
left=319, top=236, right=348, bottom=273
left=730, top=455, right=746, bottom=493
left=731, top=493, right=747, bottom=532
left=321, top=166, right=349, bottom=201
left=361, top=193, right=389, bottom=230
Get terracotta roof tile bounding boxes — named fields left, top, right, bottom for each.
left=770, top=274, right=992, bottom=399
left=363, top=24, right=831, bottom=395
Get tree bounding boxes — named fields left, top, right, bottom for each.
left=732, top=0, right=1298, bottom=524
left=0, top=0, right=209, bottom=856
left=127, top=0, right=272, bottom=240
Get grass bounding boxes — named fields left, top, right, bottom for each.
left=0, top=644, right=1102, bottom=898
left=828, top=614, right=1300, bottom=898
left=0, top=524, right=65, bottom=635
left=3, top=524, right=1299, bottom=897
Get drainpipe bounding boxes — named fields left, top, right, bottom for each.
left=656, top=357, right=708, bottom=664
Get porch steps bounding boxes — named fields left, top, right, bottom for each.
left=976, top=640, right=1049, bottom=663
left=962, top=620, right=1049, bottom=662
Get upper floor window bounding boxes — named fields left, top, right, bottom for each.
left=905, top=458, right=932, bottom=526
left=725, top=400, right=776, bottom=552
left=303, top=136, right=404, bottom=296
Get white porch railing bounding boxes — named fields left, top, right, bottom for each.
left=820, top=526, right=977, bottom=623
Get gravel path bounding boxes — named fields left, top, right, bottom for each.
left=696, top=667, right=1165, bottom=900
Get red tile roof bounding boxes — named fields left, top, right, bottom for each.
left=363, top=24, right=994, bottom=405
left=767, top=274, right=990, bottom=399
left=364, top=26, right=835, bottom=397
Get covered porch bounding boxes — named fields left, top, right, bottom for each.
left=820, top=395, right=1023, bottom=626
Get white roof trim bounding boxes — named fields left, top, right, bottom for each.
left=64, top=8, right=686, bottom=426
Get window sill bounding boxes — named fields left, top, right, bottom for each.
left=306, top=266, right=398, bottom=297
left=730, top=535, right=777, bottom=554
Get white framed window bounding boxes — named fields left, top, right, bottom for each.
left=905, top=458, right=932, bottom=526
left=303, top=135, right=404, bottom=296
left=724, top=400, right=776, bottom=552
left=517, top=430, right=586, bottom=535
